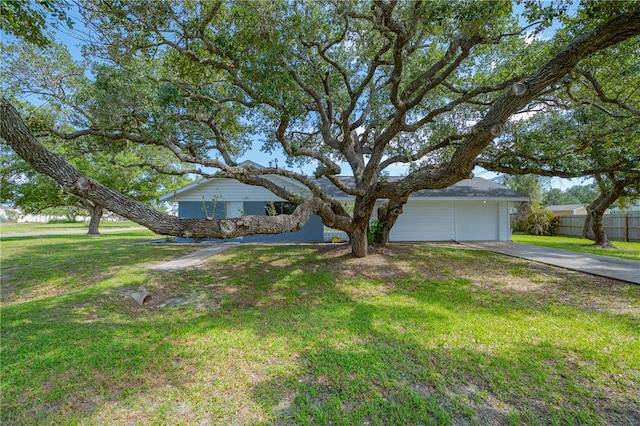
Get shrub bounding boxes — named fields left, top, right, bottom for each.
left=520, top=210, right=557, bottom=236
left=367, top=219, right=386, bottom=244
left=48, top=219, right=81, bottom=224
left=5, top=209, right=20, bottom=222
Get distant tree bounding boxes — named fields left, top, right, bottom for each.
left=564, top=183, right=599, bottom=205
left=542, top=188, right=580, bottom=206
left=1, top=41, right=190, bottom=234
left=1, top=136, right=188, bottom=234
left=499, top=174, right=546, bottom=225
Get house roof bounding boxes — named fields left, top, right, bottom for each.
left=160, top=163, right=528, bottom=202
left=544, top=204, right=586, bottom=212
left=317, top=176, right=527, bottom=200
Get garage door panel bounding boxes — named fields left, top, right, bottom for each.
left=455, top=201, right=498, bottom=241
left=390, top=201, right=455, bottom=241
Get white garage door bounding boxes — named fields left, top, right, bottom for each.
left=389, top=201, right=455, bottom=241
left=455, top=201, right=499, bottom=241
left=388, top=200, right=500, bottom=241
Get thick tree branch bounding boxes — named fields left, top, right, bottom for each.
left=375, top=8, right=640, bottom=199
left=0, top=96, right=329, bottom=239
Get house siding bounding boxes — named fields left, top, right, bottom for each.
left=178, top=201, right=227, bottom=218
left=498, top=202, right=512, bottom=241
left=242, top=201, right=324, bottom=242
left=167, top=177, right=309, bottom=202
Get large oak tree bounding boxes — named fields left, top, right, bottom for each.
left=2, top=1, right=639, bottom=256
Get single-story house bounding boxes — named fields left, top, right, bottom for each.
left=160, top=161, right=528, bottom=242
left=544, top=204, right=610, bottom=216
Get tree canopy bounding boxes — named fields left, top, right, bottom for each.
left=478, top=23, right=640, bottom=246
left=1, top=1, right=639, bottom=256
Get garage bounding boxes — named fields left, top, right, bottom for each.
left=389, top=200, right=510, bottom=242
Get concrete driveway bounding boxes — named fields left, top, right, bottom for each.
left=469, top=242, right=640, bottom=285
left=147, top=243, right=240, bottom=271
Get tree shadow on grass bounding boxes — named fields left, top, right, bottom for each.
left=250, top=296, right=640, bottom=425
left=0, top=233, right=198, bottom=304
left=1, top=244, right=639, bottom=424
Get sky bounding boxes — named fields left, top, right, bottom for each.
left=3, top=1, right=587, bottom=191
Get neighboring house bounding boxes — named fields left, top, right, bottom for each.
left=545, top=204, right=610, bottom=216
left=610, top=201, right=640, bottom=213
left=160, top=161, right=528, bottom=242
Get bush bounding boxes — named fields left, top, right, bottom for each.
left=48, top=219, right=81, bottom=224
left=5, top=209, right=20, bottom=223
left=367, top=219, right=386, bottom=244
left=520, top=210, right=557, bottom=236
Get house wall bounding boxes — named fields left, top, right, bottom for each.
left=177, top=200, right=324, bottom=242
left=549, top=207, right=588, bottom=216
left=168, top=177, right=309, bottom=202
left=241, top=202, right=324, bottom=242
left=178, top=201, right=227, bottom=218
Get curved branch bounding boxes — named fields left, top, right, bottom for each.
left=0, top=96, right=320, bottom=239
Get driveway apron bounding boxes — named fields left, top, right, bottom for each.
left=469, top=242, right=640, bottom=285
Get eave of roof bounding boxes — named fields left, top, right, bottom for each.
left=317, top=176, right=528, bottom=201
left=160, top=171, right=528, bottom=202
left=544, top=204, right=586, bottom=211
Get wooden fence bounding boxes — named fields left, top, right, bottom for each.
left=556, top=213, right=640, bottom=242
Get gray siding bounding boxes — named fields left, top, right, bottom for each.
left=178, top=201, right=226, bottom=219
left=177, top=201, right=324, bottom=242
left=242, top=202, right=324, bottom=242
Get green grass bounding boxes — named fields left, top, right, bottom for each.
left=2, top=236, right=639, bottom=425
left=512, top=234, right=640, bottom=261
left=0, top=221, right=143, bottom=234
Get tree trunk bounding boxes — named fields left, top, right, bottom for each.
left=349, top=223, right=369, bottom=258
left=65, top=210, right=76, bottom=222
left=583, top=208, right=612, bottom=247
left=582, top=183, right=622, bottom=247
left=374, top=199, right=406, bottom=246
left=87, top=205, right=104, bottom=235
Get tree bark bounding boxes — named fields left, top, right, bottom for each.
left=374, top=199, right=406, bottom=246
left=349, top=221, right=369, bottom=258
left=582, top=178, right=624, bottom=247
left=87, top=204, right=104, bottom=235
left=583, top=207, right=612, bottom=247
left=0, top=96, right=320, bottom=240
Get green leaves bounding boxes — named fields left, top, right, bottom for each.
left=0, top=0, right=73, bottom=46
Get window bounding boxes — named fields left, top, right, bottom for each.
left=265, top=201, right=297, bottom=216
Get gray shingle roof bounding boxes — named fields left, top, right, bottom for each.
left=317, top=176, right=527, bottom=200
left=545, top=204, right=586, bottom=211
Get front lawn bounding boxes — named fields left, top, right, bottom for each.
left=512, top=234, right=640, bottom=261
left=1, top=234, right=639, bottom=425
